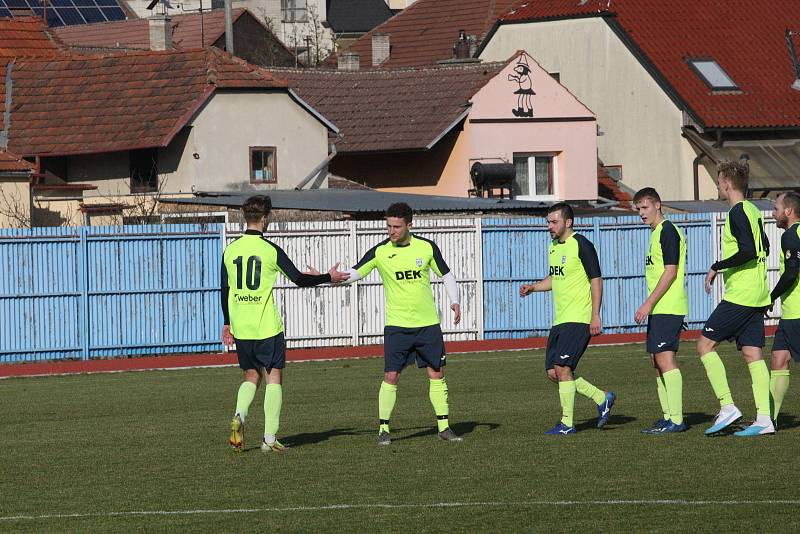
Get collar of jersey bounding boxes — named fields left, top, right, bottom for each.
left=244, top=229, right=263, bottom=236
left=391, top=236, right=412, bottom=248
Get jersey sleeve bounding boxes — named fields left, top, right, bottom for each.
left=220, top=259, right=230, bottom=325
left=713, top=204, right=757, bottom=270
left=772, top=229, right=800, bottom=302
left=576, top=234, right=601, bottom=279
left=268, top=239, right=331, bottom=287
left=423, top=238, right=451, bottom=277
left=353, top=240, right=385, bottom=278
left=659, top=221, right=681, bottom=266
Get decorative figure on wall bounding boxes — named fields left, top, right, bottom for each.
left=508, top=55, right=535, bottom=117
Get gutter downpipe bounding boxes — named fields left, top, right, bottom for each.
left=294, top=143, right=337, bottom=190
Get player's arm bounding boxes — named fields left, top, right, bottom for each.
left=635, top=223, right=679, bottom=324
left=578, top=235, right=603, bottom=335
left=340, top=241, right=383, bottom=284
left=520, top=276, right=552, bottom=296
left=771, top=231, right=800, bottom=303
left=428, top=240, right=461, bottom=325
left=271, top=242, right=339, bottom=287
left=220, top=259, right=234, bottom=345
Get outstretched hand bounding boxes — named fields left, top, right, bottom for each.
left=328, top=262, right=350, bottom=283
left=704, top=268, right=717, bottom=294
left=305, top=265, right=321, bottom=275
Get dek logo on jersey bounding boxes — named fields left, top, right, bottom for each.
left=395, top=270, right=423, bottom=280
left=549, top=265, right=564, bottom=276
left=646, top=255, right=654, bottom=266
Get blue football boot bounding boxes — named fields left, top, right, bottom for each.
left=544, top=422, right=576, bottom=435
left=597, top=391, right=616, bottom=428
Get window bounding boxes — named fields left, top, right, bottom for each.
left=130, top=148, right=158, bottom=193
left=687, top=59, right=738, bottom=91
left=513, top=153, right=556, bottom=198
left=281, top=0, right=307, bottom=22
left=250, top=147, right=277, bottom=183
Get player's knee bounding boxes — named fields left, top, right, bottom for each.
left=244, top=369, right=260, bottom=383
left=546, top=369, right=558, bottom=383
left=696, top=338, right=713, bottom=356
left=771, top=352, right=791, bottom=370
left=383, top=371, right=400, bottom=385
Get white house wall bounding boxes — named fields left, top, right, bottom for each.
left=480, top=17, right=716, bottom=200
left=186, top=91, right=329, bottom=191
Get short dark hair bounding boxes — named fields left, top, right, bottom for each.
left=242, top=195, right=272, bottom=224
left=547, top=202, right=574, bottom=223
left=633, top=187, right=662, bottom=204
left=717, top=161, right=749, bottom=192
left=780, top=191, right=800, bottom=215
left=385, top=202, right=413, bottom=223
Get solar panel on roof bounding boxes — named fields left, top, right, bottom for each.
left=0, top=0, right=126, bottom=25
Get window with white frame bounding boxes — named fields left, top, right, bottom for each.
left=281, top=0, right=308, bottom=22
left=513, top=153, right=556, bottom=198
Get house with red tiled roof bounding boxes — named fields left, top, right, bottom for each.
left=278, top=51, right=599, bottom=201
left=331, top=0, right=522, bottom=69
left=52, top=9, right=297, bottom=67
left=478, top=0, right=800, bottom=200
left=0, top=48, right=337, bottom=225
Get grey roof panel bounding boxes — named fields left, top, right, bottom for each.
left=159, top=189, right=551, bottom=213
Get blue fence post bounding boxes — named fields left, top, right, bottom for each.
left=78, top=226, right=90, bottom=361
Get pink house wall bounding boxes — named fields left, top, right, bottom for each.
left=378, top=52, right=598, bottom=200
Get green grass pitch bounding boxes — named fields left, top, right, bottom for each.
left=2, top=343, right=800, bottom=532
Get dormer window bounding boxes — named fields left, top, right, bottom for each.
left=687, top=59, right=739, bottom=91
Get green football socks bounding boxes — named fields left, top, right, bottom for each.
left=575, top=377, right=606, bottom=405
left=655, top=376, right=670, bottom=421
left=379, top=381, right=397, bottom=433
left=770, top=369, right=791, bottom=420
left=429, top=378, right=450, bottom=432
left=264, top=383, right=282, bottom=438
left=559, top=380, right=576, bottom=427
left=662, top=369, right=683, bottom=425
left=234, top=381, right=258, bottom=422
left=700, top=351, right=734, bottom=406
left=748, top=360, right=771, bottom=417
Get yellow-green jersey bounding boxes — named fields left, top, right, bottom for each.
left=712, top=200, right=770, bottom=307
left=646, top=220, right=688, bottom=315
left=354, top=235, right=450, bottom=328
left=221, top=230, right=331, bottom=340
left=549, top=233, right=601, bottom=325
left=773, top=222, right=800, bottom=319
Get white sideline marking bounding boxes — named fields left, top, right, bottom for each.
left=3, top=500, right=800, bottom=521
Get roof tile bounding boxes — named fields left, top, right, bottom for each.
left=501, top=0, right=800, bottom=129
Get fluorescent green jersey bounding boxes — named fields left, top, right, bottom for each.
left=777, top=222, right=800, bottom=319
left=549, top=233, right=601, bottom=325
left=646, top=220, right=688, bottom=315
left=221, top=231, right=329, bottom=340
left=354, top=235, right=450, bottom=328
left=720, top=200, right=770, bottom=307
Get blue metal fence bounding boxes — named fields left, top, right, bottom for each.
left=0, top=213, right=744, bottom=363
left=481, top=214, right=716, bottom=339
left=0, top=224, right=223, bottom=363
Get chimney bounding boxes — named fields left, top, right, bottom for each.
left=453, top=29, right=470, bottom=59
left=338, top=52, right=360, bottom=71
left=468, top=34, right=478, bottom=57
left=372, top=33, right=390, bottom=66
left=149, top=15, right=173, bottom=51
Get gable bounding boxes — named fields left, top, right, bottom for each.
left=469, top=51, right=595, bottom=120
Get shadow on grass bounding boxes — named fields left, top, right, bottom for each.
left=776, top=414, right=800, bottom=430
left=393, top=421, right=500, bottom=441
left=574, top=413, right=636, bottom=431
left=683, top=411, right=714, bottom=428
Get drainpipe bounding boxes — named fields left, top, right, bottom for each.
left=294, top=143, right=338, bottom=190
left=692, top=153, right=709, bottom=201
left=0, top=59, right=14, bottom=150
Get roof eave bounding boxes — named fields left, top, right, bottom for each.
left=287, top=88, right=340, bottom=134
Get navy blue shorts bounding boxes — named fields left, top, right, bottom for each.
left=773, top=319, right=800, bottom=362
left=545, top=322, right=591, bottom=370
left=235, top=332, right=286, bottom=370
left=646, top=314, right=685, bottom=354
left=384, top=324, right=446, bottom=372
left=702, top=300, right=765, bottom=350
